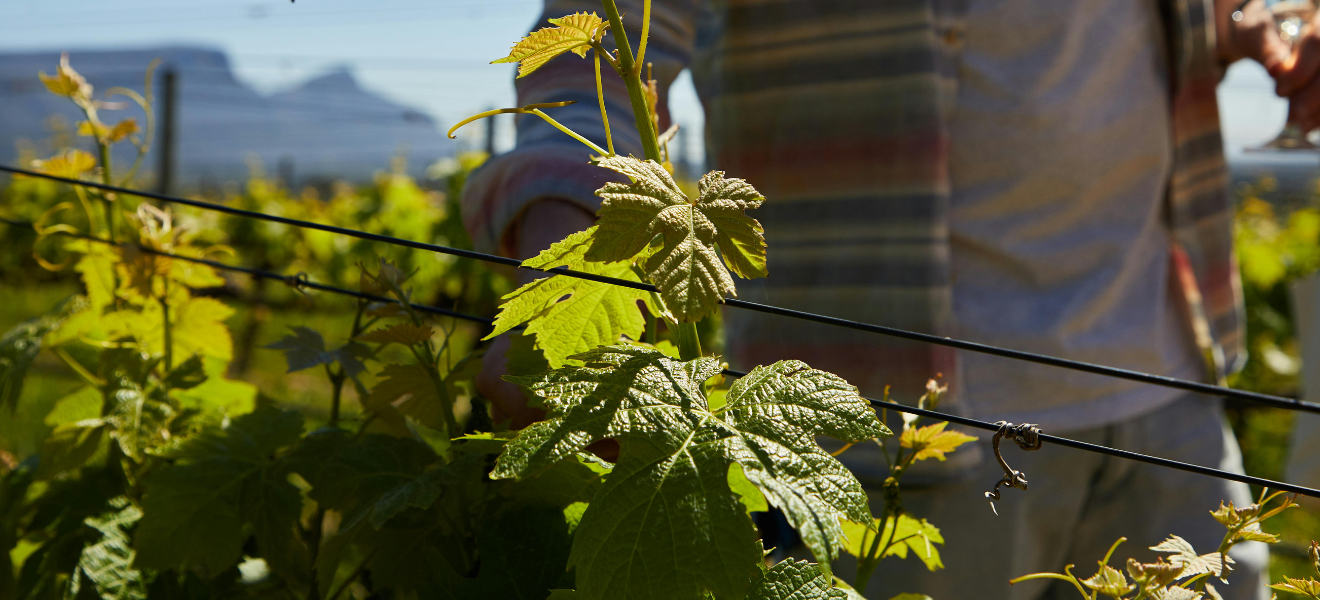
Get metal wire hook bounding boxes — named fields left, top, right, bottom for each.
left=284, top=271, right=310, bottom=295
left=984, top=421, right=1043, bottom=515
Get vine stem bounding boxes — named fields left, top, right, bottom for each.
left=160, top=279, right=173, bottom=372
left=599, top=0, right=662, bottom=162
left=594, top=50, right=616, bottom=155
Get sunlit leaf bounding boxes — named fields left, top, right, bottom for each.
left=492, top=12, right=608, bottom=78
left=747, top=559, right=850, bottom=600
left=490, top=243, right=650, bottom=367
left=31, top=149, right=96, bottom=179
left=585, top=157, right=766, bottom=321
left=900, top=422, right=977, bottom=463
left=1080, top=565, right=1134, bottom=598
left=38, top=55, right=92, bottom=100
left=70, top=499, right=146, bottom=600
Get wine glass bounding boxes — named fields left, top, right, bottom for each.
left=1248, top=0, right=1320, bottom=150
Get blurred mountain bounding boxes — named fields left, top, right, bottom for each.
left=0, top=45, right=453, bottom=189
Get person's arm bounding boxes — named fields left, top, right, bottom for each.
left=477, top=199, right=596, bottom=429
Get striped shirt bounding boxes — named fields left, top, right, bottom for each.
left=461, top=0, right=1242, bottom=428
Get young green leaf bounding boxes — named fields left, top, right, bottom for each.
left=488, top=257, right=650, bottom=368
left=1271, top=577, right=1320, bottom=598
left=840, top=514, right=944, bottom=571
left=1151, top=535, right=1233, bottom=580
left=1148, top=587, right=1205, bottom=600
left=71, top=499, right=146, bottom=600
left=747, top=559, right=851, bottom=600
left=134, top=408, right=304, bottom=578
left=899, top=422, right=977, bottom=463
left=492, top=12, right=608, bottom=78
left=585, top=156, right=766, bottom=322
left=495, top=346, right=888, bottom=600
left=0, top=311, right=66, bottom=412
left=1081, top=565, right=1134, bottom=598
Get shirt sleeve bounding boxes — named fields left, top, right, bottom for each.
left=460, top=0, right=701, bottom=256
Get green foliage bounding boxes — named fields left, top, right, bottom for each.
left=496, top=345, right=887, bottom=599
left=134, top=408, right=304, bottom=577
left=747, top=559, right=853, bottom=600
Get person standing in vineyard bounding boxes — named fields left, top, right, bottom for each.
left=464, top=1, right=1313, bottom=598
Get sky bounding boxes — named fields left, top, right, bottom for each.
left=0, top=0, right=707, bottom=160
left=0, top=0, right=1294, bottom=164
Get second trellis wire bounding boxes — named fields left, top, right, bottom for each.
left=7, top=218, right=1320, bottom=499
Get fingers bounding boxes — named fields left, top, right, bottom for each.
left=1280, top=23, right=1320, bottom=97
left=1235, top=0, right=1293, bottom=77
left=1291, top=78, right=1320, bottom=130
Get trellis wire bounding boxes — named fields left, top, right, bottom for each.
left=5, top=218, right=1318, bottom=498
left=3, top=163, right=1314, bottom=416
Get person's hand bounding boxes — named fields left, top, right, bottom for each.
left=1228, top=0, right=1293, bottom=77
left=477, top=333, right=547, bottom=429
left=475, top=198, right=595, bottom=429
left=1234, top=0, right=1320, bottom=129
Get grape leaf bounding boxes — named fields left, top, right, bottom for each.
left=492, top=12, right=608, bottom=78
left=37, top=420, right=107, bottom=480
left=460, top=501, right=577, bottom=599
left=489, top=245, right=650, bottom=367
left=841, top=514, right=944, bottom=571
left=134, top=408, right=304, bottom=578
left=358, top=323, right=434, bottom=347
left=285, top=430, right=477, bottom=531
left=0, top=311, right=65, bottom=411
left=747, top=559, right=850, bottom=600
left=1081, top=565, right=1134, bottom=598
left=367, top=363, right=449, bottom=431
left=1151, top=535, right=1233, bottom=580
left=266, top=326, right=370, bottom=377
left=169, top=297, right=236, bottom=361
left=71, top=499, right=146, bottom=600
left=585, top=156, right=766, bottom=322
left=1271, top=577, right=1320, bottom=598
left=1149, top=587, right=1203, bottom=600
left=899, top=422, right=977, bottom=463
left=494, top=346, right=888, bottom=600
left=76, top=246, right=118, bottom=309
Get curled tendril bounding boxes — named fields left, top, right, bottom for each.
left=32, top=202, right=83, bottom=271
left=984, top=420, right=1043, bottom=515
left=446, top=101, right=609, bottom=157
